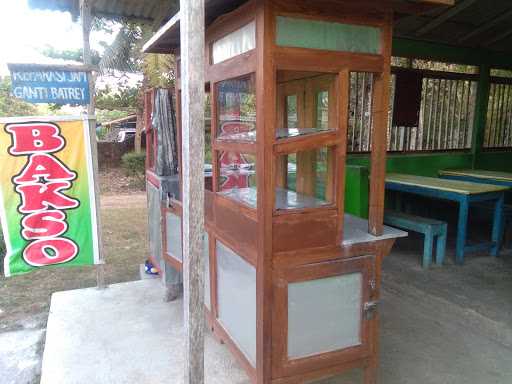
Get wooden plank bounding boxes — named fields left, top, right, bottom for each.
left=416, top=0, right=454, bottom=5
left=179, top=0, right=205, bottom=382
left=142, top=11, right=180, bottom=53
left=414, top=0, right=477, bottom=37
left=273, top=47, right=384, bottom=74
left=206, top=50, right=257, bottom=84
left=458, top=8, right=512, bottom=43
left=484, top=27, right=512, bottom=48
left=386, top=173, right=509, bottom=194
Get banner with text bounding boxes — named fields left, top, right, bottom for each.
left=0, top=117, right=99, bottom=277
left=8, top=64, right=90, bottom=105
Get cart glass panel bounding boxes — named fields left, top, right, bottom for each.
left=216, top=75, right=256, bottom=142
left=212, top=21, right=256, bottom=64
left=218, top=151, right=257, bottom=208
left=275, top=146, right=335, bottom=210
left=276, top=71, right=338, bottom=140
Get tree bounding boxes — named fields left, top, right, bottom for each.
left=98, top=22, right=175, bottom=152
left=95, top=80, right=139, bottom=111
left=37, top=19, right=176, bottom=150
left=0, top=77, right=38, bottom=117
left=40, top=46, right=101, bottom=65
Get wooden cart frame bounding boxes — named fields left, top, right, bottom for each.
left=146, top=1, right=399, bottom=383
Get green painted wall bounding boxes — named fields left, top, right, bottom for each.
left=345, top=165, right=369, bottom=218
left=475, top=151, right=512, bottom=172
left=347, top=152, right=473, bottom=177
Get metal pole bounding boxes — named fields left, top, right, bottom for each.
left=81, top=0, right=106, bottom=289
left=180, top=0, right=205, bottom=382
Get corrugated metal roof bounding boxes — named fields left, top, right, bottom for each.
left=29, top=1, right=512, bottom=55
left=28, top=0, right=178, bottom=22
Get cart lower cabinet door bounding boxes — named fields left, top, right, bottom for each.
left=147, top=182, right=163, bottom=265
left=216, top=241, right=257, bottom=367
left=165, top=211, right=182, bottom=262
left=203, top=232, right=211, bottom=310
left=288, top=272, right=363, bottom=359
left=272, top=255, right=374, bottom=378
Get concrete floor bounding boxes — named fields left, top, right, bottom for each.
left=40, top=243, right=512, bottom=384
left=0, top=328, right=44, bottom=384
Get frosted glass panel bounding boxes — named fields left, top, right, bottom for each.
left=288, top=273, right=363, bottom=359
left=147, top=182, right=162, bottom=265
left=213, top=21, right=256, bottom=64
left=276, top=16, right=380, bottom=55
left=203, top=232, right=211, bottom=309
left=166, top=212, right=182, bottom=261
left=216, top=241, right=256, bottom=366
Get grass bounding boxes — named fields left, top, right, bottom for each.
left=0, top=197, right=148, bottom=332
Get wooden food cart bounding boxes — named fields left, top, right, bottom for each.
left=144, top=1, right=406, bottom=383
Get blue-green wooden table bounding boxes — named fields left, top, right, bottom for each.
left=439, top=169, right=512, bottom=188
left=385, top=173, right=509, bottom=264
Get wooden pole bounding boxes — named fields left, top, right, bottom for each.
left=180, top=0, right=205, bottom=382
left=81, top=0, right=106, bottom=289
left=471, top=64, right=490, bottom=168
left=81, top=0, right=95, bottom=116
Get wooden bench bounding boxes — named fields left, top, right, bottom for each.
left=384, top=210, right=447, bottom=268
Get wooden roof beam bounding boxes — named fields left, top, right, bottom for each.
left=458, top=8, right=512, bottom=43
left=414, top=0, right=476, bottom=37
left=152, top=0, right=176, bottom=31
left=143, top=11, right=180, bottom=53
left=415, top=0, right=454, bottom=4
left=484, top=27, right=512, bottom=48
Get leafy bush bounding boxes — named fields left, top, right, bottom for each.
left=121, top=151, right=146, bottom=184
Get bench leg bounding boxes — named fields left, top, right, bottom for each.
left=423, top=230, right=434, bottom=268
left=436, top=224, right=447, bottom=266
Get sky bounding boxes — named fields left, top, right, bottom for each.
left=0, top=0, right=118, bottom=76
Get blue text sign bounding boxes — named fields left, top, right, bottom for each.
left=8, top=64, right=90, bottom=105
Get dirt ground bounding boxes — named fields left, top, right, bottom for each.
left=0, top=170, right=148, bottom=333
left=99, top=167, right=146, bottom=195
